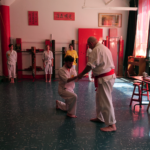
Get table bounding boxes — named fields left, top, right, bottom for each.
left=130, top=76, right=150, bottom=111
left=127, top=57, right=146, bottom=76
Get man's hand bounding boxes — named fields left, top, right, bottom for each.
left=77, top=73, right=84, bottom=80
left=77, top=65, right=92, bottom=81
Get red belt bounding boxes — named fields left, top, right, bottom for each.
left=94, top=69, right=115, bottom=90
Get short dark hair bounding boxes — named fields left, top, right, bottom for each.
left=64, top=55, right=74, bottom=62
left=69, top=44, right=73, bottom=47
left=9, top=44, right=13, bottom=48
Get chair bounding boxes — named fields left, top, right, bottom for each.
left=130, top=81, right=149, bottom=108
left=147, top=102, right=150, bottom=111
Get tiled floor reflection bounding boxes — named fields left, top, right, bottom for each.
left=0, top=78, right=150, bottom=150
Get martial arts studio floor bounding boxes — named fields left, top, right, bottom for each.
left=0, top=78, right=150, bottom=150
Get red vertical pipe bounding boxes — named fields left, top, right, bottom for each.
left=0, top=5, right=10, bottom=76
left=118, top=37, right=124, bottom=76
left=16, top=38, right=22, bottom=79
left=106, top=36, right=109, bottom=48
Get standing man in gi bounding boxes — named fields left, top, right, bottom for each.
left=77, top=36, right=116, bottom=132
left=6, top=44, right=17, bottom=83
left=56, top=55, right=78, bottom=118
left=86, top=44, right=94, bottom=82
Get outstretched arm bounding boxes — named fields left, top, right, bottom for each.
left=67, top=76, right=78, bottom=83
left=58, top=69, right=77, bottom=83
left=77, top=66, right=92, bottom=79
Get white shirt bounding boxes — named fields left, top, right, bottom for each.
left=86, top=48, right=92, bottom=57
left=87, top=42, right=116, bottom=84
left=58, top=66, right=77, bottom=91
left=6, top=50, right=17, bottom=65
left=43, top=50, right=53, bottom=65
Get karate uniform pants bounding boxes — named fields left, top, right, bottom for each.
left=45, top=64, right=52, bottom=74
left=88, top=70, right=92, bottom=81
left=7, top=64, right=16, bottom=78
left=58, top=89, right=77, bottom=115
left=96, top=78, right=116, bottom=125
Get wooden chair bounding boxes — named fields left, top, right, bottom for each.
left=130, top=82, right=142, bottom=107
left=147, top=102, right=150, bottom=111
left=130, top=81, right=149, bottom=108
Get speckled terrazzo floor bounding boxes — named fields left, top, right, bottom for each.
left=0, top=78, right=150, bottom=150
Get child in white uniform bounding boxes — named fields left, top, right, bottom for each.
left=56, top=56, right=78, bottom=118
left=43, top=45, right=53, bottom=82
left=6, top=44, right=17, bottom=83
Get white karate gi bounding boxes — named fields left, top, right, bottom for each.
left=86, top=48, right=92, bottom=81
left=72, top=65, right=76, bottom=69
left=57, top=66, right=77, bottom=115
left=6, top=50, right=17, bottom=78
left=43, top=50, right=53, bottom=74
left=87, top=42, right=116, bottom=125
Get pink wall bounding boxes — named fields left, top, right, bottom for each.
left=8, top=0, right=130, bottom=77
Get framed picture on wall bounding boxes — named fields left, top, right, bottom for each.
left=28, top=11, right=38, bottom=25
left=54, top=12, right=75, bottom=21
left=98, top=13, right=122, bottom=27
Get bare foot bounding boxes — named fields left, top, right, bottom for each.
left=90, top=118, right=104, bottom=123
left=100, top=124, right=116, bottom=132
left=56, top=100, right=60, bottom=109
left=10, top=78, right=14, bottom=83
left=48, top=80, right=51, bottom=82
left=45, top=80, right=47, bottom=82
left=67, top=113, right=77, bottom=118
